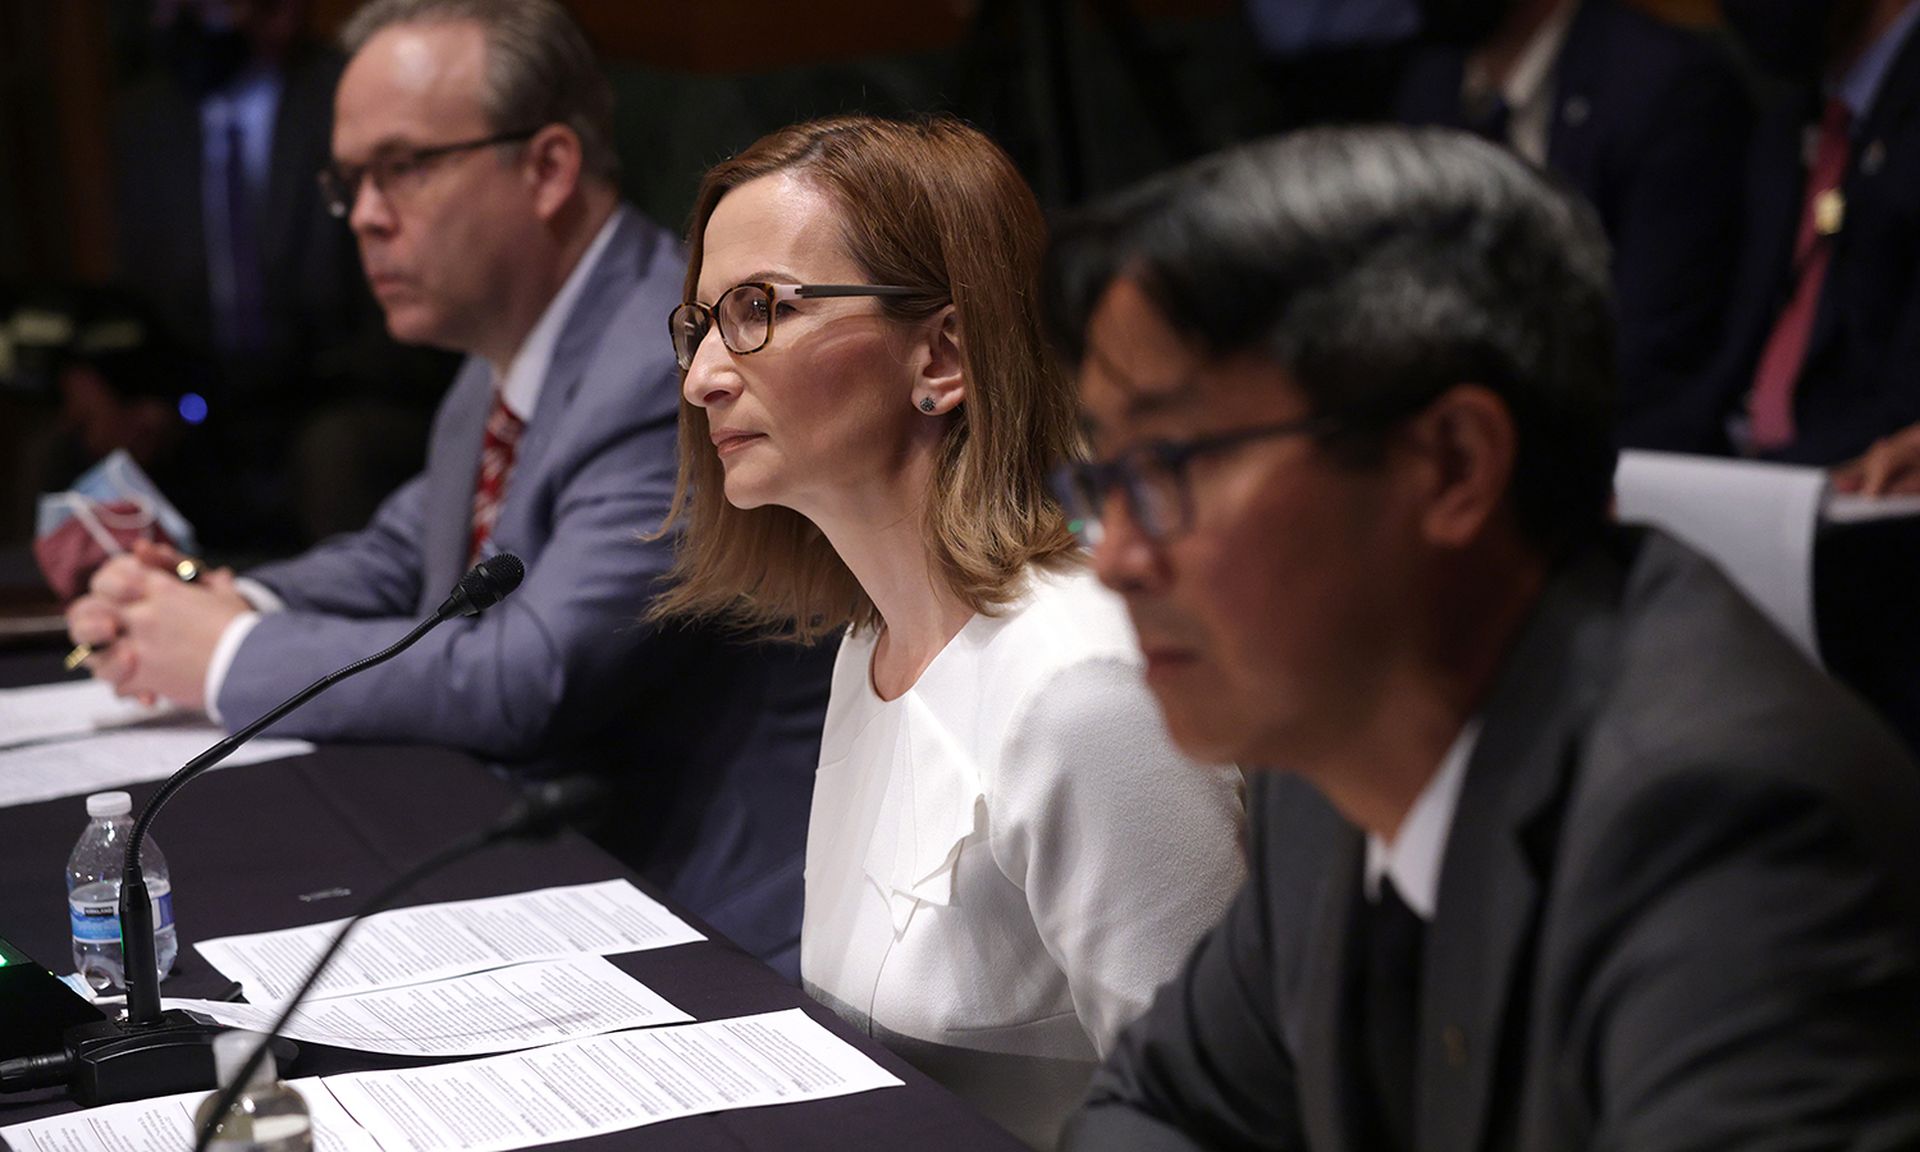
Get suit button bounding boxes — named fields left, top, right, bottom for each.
left=1442, top=1024, right=1469, bottom=1068
left=1562, top=96, right=1591, bottom=127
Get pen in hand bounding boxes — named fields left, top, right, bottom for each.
left=64, top=557, right=204, bottom=671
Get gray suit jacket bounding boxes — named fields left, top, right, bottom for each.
left=1068, top=528, right=1920, bottom=1151
left=219, top=210, right=835, bottom=977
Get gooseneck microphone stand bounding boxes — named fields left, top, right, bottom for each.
left=189, top=779, right=601, bottom=1152
left=70, top=554, right=525, bottom=1105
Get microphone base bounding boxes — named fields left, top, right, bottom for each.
left=66, top=1010, right=298, bottom=1107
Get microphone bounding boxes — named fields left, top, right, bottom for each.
left=188, top=778, right=607, bottom=1152
left=72, top=555, right=525, bottom=1106
left=436, top=552, right=525, bottom=619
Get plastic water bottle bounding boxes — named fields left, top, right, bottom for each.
left=67, top=790, right=176, bottom=992
left=192, top=1030, right=313, bottom=1152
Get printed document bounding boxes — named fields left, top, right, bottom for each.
left=0, top=1076, right=380, bottom=1152
left=324, top=1009, right=902, bottom=1152
left=2, top=1011, right=903, bottom=1152
left=0, top=724, right=314, bottom=809
left=0, top=679, right=168, bottom=749
left=165, top=956, right=690, bottom=1056
left=196, top=879, right=704, bottom=1002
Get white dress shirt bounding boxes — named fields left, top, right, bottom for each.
left=801, top=565, right=1246, bottom=1149
left=1364, top=718, right=1483, bottom=919
left=202, top=210, right=628, bottom=720
left=1462, top=0, right=1579, bottom=168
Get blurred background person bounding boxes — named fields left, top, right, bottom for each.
left=1706, top=0, right=1920, bottom=478
left=1394, top=0, right=1752, bottom=452
left=113, top=0, right=454, bottom=551
left=654, top=114, right=1245, bottom=1149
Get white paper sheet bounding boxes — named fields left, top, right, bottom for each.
left=0, top=724, right=314, bottom=809
left=1, top=1012, right=901, bottom=1152
left=0, top=1076, right=382, bottom=1152
left=0, top=679, right=171, bottom=750
left=324, top=1009, right=904, bottom=1152
left=196, top=879, right=704, bottom=1003
left=1822, top=491, right=1920, bottom=523
left=164, top=956, right=691, bottom=1057
left=1614, top=450, right=1826, bottom=659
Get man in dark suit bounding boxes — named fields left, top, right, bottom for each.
left=114, top=0, right=453, bottom=547
left=1701, top=0, right=1920, bottom=471
left=70, top=0, right=834, bottom=980
left=1044, top=127, right=1920, bottom=1149
left=1395, top=0, right=1750, bottom=452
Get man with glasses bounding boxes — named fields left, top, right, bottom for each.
left=1045, top=127, right=1920, bottom=1149
left=64, top=0, right=836, bottom=980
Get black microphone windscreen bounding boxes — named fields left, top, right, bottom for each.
left=459, top=553, right=525, bottom=614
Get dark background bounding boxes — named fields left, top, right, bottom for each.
left=0, top=0, right=1716, bottom=554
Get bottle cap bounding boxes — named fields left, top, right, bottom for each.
left=86, top=791, right=132, bottom=818
left=211, top=1030, right=276, bottom=1089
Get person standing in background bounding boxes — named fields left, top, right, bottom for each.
left=1395, top=0, right=1751, bottom=453
left=114, top=0, right=455, bottom=549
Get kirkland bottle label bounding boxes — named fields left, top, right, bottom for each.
left=69, top=892, right=174, bottom=942
left=70, top=900, right=119, bottom=943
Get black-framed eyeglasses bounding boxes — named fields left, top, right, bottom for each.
left=1050, top=416, right=1342, bottom=546
left=317, top=127, right=542, bottom=219
left=668, top=282, right=922, bottom=372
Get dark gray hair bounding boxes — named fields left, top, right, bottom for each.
left=1045, top=126, right=1618, bottom=561
left=341, top=0, right=619, bottom=182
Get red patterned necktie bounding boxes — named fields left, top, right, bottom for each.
left=1748, top=98, right=1853, bottom=453
left=469, top=392, right=526, bottom=565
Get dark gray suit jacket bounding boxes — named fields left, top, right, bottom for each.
left=1068, top=528, right=1920, bottom=1150
left=219, top=210, right=835, bottom=979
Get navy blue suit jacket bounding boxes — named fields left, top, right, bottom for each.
left=1705, top=30, right=1920, bottom=465
left=1395, top=0, right=1750, bottom=451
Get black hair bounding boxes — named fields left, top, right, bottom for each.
left=1045, top=126, right=1619, bottom=561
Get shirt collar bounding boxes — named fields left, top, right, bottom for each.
left=493, top=207, right=625, bottom=420
left=1832, top=1, right=1920, bottom=125
left=1464, top=0, right=1579, bottom=114
left=1364, top=717, right=1483, bottom=919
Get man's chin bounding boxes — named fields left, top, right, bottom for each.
left=1151, top=687, right=1261, bottom=766
left=380, top=308, right=449, bottom=351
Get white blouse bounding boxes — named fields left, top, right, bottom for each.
left=801, top=565, right=1246, bottom=1148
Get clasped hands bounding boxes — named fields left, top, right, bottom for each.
left=64, top=539, right=252, bottom=711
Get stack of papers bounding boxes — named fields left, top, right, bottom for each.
left=0, top=680, right=313, bottom=808
left=1, top=1009, right=904, bottom=1152
left=1, top=880, right=904, bottom=1152
left=194, top=879, right=705, bottom=1002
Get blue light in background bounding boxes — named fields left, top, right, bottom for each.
left=178, top=393, right=209, bottom=425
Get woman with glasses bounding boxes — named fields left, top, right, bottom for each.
left=651, top=115, right=1244, bottom=1149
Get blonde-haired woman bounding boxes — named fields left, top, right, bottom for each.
left=654, top=115, right=1243, bottom=1148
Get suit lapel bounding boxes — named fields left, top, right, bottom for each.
left=1809, top=28, right=1920, bottom=363
left=1543, top=1, right=1600, bottom=180
left=1417, top=551, right=1620, bottom=1152
left=505, top=211, right=651, bottom=497
left=421, top=358, right=492, bottom=609
left=1298, top=831, right=1365, bottom=1152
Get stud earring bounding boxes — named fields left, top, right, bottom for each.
left=919, top=397, right=937, bottom=413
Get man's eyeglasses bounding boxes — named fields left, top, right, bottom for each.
left=668, top=282, right=922, bottom=372
left=1050, top=417, right=1341, bottom=546
left=318, top=127, right=541, bottom=219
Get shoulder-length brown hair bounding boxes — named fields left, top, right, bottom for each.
left=650, top=115, right=1081, bottom=643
